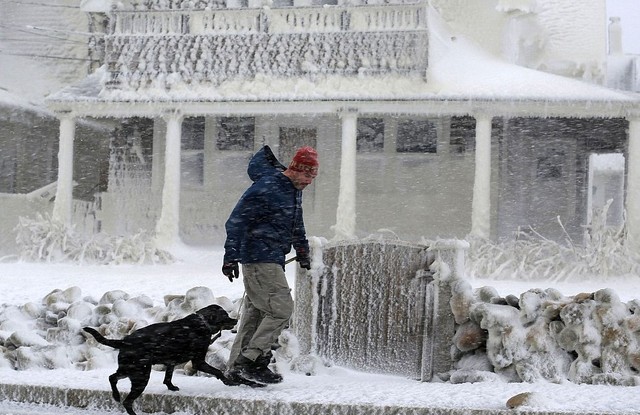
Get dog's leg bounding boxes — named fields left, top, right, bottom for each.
left=122, top=365, right=151, bottom=415
left=163, top=365, right=179, bottom=391
left=108, top=371, right=126, bottom=402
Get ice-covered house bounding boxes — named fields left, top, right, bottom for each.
left=41, top=0, right=640, bottom=250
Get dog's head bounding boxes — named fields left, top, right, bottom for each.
left=196, top=304, right=237, bottom=331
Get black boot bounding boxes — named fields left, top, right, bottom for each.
left=232, top=354, right=282, bottom=384
left=255, top=351, right=274, bottom=368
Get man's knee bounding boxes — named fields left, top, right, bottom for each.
left=270, top=290, right=294, bottom=320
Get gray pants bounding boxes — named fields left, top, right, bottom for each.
left=228, top=263, right=294, bottom=367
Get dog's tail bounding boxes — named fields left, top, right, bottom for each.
left=82, top=327, right=123, bottom=349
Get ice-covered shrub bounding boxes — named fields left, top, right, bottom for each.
left=15, top=213, right=174, bottom=265
left=466, top=204, right=640, bottom=281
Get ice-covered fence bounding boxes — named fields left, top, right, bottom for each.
left=294, top=239, right=468, bottom=381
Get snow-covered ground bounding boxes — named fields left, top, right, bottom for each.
left=1, top=245, right=640, bottom=414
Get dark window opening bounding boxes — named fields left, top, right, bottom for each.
left=357, top=118, right=384, bottom=153
left=396, top=119, right=437, bottom=153
left=217, top=117, right=255, bottom=151
left=450, top=116, right=476, bottom=154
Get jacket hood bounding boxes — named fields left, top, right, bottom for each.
left=247, top=145, right=287, bottom=182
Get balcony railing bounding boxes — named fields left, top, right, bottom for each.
left=112, top=4, right=427, bottom=34
left=104, top=4, right=429, bottom=89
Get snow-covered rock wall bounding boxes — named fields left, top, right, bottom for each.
left=0, top=286, right=240, bottom=372
left=449, top=282, right=640, bottom=386
left=0, top=284, right=319, bottom=382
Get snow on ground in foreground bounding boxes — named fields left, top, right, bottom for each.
left=1, top=246, right=640, bottom=413
left=1, top=366, right=640, bottom=413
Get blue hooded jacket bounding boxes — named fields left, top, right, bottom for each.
left=223, top=146, right=310, bottom=268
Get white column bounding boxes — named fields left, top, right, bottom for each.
left=608, top=17, right=623, bottom=55
left=332, top=108, right=358, bottom=240
left=155, top=110, right=183, bottom=249
left=52, top=112, right=76, bottom=226
left=627, top=116, right=640, bottom=245
left=470, top=114, right=492, bottom=239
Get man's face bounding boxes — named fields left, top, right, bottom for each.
left=289, top=169, right=317, bottom=190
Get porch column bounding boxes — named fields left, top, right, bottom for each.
left=155, top=110, right=183, bottom=249
left=470, top=114, right=492, bottom=239
left=52, top=112, right=76, bottom=226
left=333, top=108, right=358, bottom=240
left=627, top=116, right=640, bottom=246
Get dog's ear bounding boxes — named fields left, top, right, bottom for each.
left=197, top=304, right=223, bottom=322
left=196, top=304, right=218, bottom=315
left=196, top=304, right=237, bottom=330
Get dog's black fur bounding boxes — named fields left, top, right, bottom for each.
left=83, top=304, right=262, bottom=415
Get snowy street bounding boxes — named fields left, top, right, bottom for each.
left=1, top=365, right=640, bottom=415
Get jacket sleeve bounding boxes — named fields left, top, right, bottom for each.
left=223, top=186, right=263, bottom=263
left=292, top=203, right=310, bottom=256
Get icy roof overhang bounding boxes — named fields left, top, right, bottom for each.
left=45, top=6, right=640, bottom=119
left=1, top=88, right=53, bottom=116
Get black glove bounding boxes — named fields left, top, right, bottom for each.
left=297, top=254, right=311, bottom=270
left=222, top=262, right=239, bottom=282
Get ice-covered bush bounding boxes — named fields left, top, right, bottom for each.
left=15, top=213, right=173, bottom=265
left=466, top=204, right=640, bottom=281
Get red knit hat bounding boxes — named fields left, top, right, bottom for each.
left=289, top=146, right=319, bottom=175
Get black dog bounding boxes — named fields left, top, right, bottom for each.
left=83, top=304, right=262, bottom=415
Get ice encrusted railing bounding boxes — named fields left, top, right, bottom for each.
left=103, top=4, right=428, bottom=89
left=293, top=239, right=466, bottom=381
left=112, top=5, right=427, bottom=34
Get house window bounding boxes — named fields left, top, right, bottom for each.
left=396, top=119, right=437, bottom=153
left=182, top=117, right=205, bottom=187
left=536, top=151, right=564, bottom=179
left=217, top=117, right=255, bottom=151
left=450, top=116, right=476, bottom=154
left=279, top=127, right=317, bottom=163
left=357, top=118, right=384, bottom=153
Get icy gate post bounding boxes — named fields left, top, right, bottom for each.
left=293, top=239, right=467, bottom=381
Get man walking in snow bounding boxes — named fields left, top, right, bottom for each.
left=222, top=145, right=318, bottom=384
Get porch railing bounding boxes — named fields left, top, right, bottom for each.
left=104, top=4, right=429, bottom=89
left=112, top=4, right=427, bottom=35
